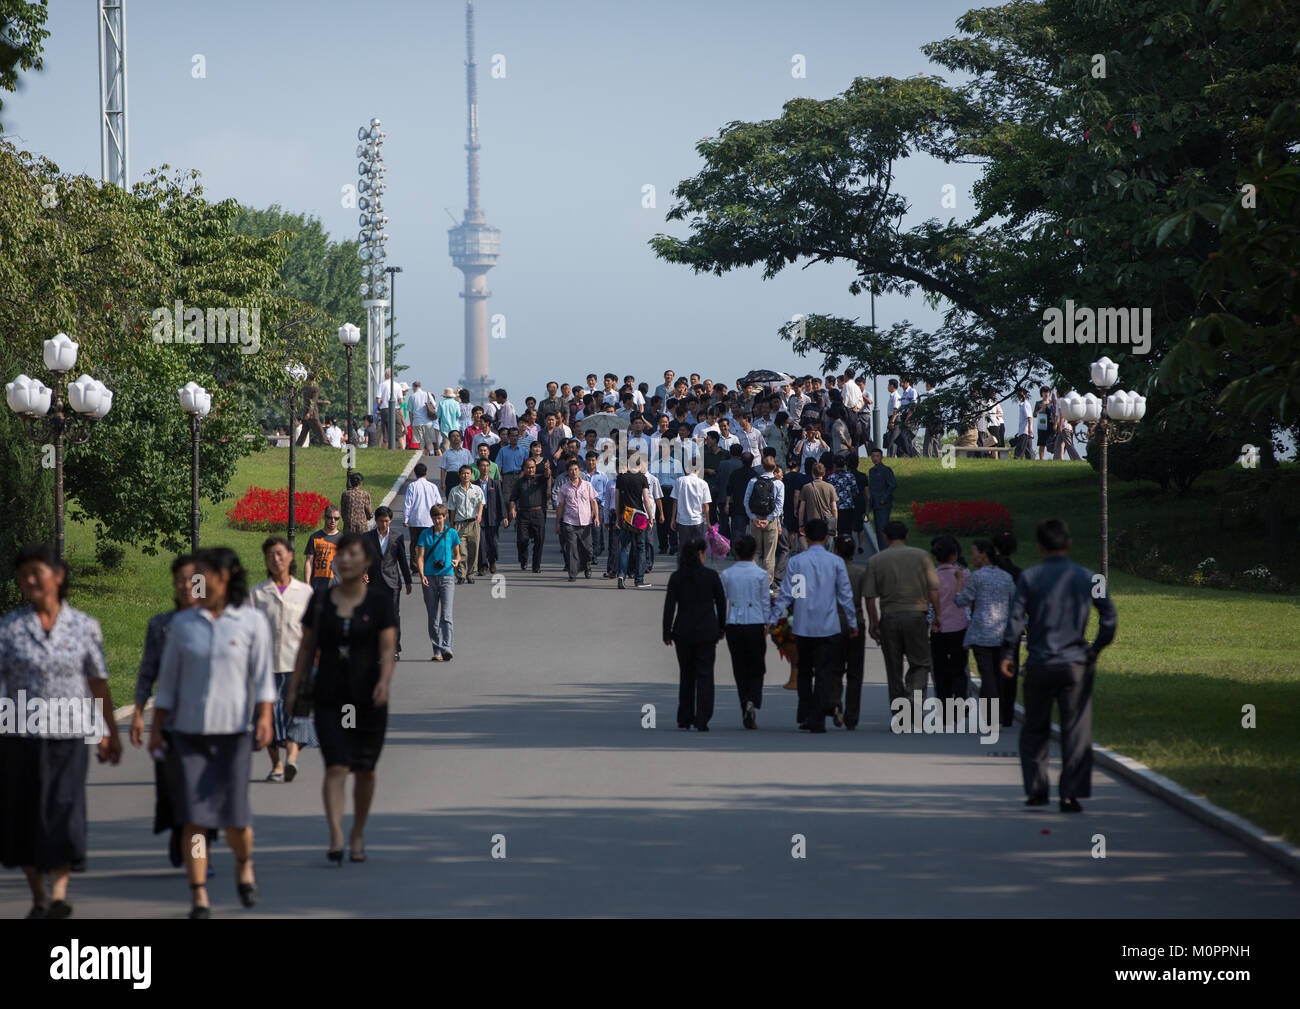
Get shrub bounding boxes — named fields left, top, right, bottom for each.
left=910, top=499, right=1012, bottom=536
left=226, top=487, right=332, bottom=531
left=94, top=539, right=126, bottom=570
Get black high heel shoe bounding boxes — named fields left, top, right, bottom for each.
left=235, top=858, right=257, bottom=907
left=189, top=882, right=210, bottom=920
left=327, top=849, right=344, bottom=866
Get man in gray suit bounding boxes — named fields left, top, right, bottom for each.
left=365, top=505, right=413, bottom=659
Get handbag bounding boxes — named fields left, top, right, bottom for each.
left=292, top=589, right=328, bottom=718
left=622, top=505, right=650, bottom=531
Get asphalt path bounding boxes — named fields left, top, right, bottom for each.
left=3, top=461, right=1297, bottom=917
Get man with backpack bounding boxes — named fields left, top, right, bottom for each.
left=744, top=456, right=785, bottom=587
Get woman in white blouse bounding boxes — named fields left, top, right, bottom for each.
left=719, top=535, right=771, bottom=729
left=150, top=547, right=275, bottom=920
left=250, top=537, right=316, bottom=784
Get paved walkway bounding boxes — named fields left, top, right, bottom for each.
left=4, top=462, right=1297, bottom=917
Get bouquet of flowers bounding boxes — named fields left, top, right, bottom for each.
left=770, top=614, right=798, bottom=690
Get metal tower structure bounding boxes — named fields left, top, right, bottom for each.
left=448, top=0, right=500, bottom=407
left=97, top=1, right=129, bottom=189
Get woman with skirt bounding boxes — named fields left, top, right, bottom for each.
left=289, top=533, right=395, bottom=864
left=150, top=547, right=276, bottom=919
left=661, top=537, right=727, bottom=731
left=719, top=534, right=769, bottom=729
left=0, top=543, right=122, bottom=918
left=131, top=553, right=200, bottom=867
left=250, top=537, right=316, bottom=783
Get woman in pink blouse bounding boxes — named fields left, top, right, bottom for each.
left=928, top=535, right=971, bottom=708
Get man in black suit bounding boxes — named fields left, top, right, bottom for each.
left=365, top=505, right=413, bottom=659
left=475, top=457, right=507, bottom=576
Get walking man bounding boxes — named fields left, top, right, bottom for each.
left=401, top=462, right=443, bottom=572
left=1001, top=519, right=1117, bottom=812
left=556, top=459, right=601, bottom=581
left=863, top=521, right=940, bottom=716
left=509, top=458, right=549, bottom=573
left=769, top=518, right=858, bottom=732
left=743, top=455, right=784, bottom=586
left=866, top=448, right=895, bottom=550
left=364, top=506, right=412, bottom=658
left=475, top=458, right=506, bottom=576
left=447, top=464, right=485, bottom=584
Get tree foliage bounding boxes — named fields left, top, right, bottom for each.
left=0, top=0, right=48, bottom=130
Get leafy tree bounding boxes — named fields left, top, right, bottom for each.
left=0, top=143, right=332, bottom=581
left=650, top=0, right=1299, bottom=454
left=0, top=0, right=48, bottom=130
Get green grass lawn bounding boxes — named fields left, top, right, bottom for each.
left=63, top=446, right=416, bottom=707
left=877, top=455, right=1300, bottom=842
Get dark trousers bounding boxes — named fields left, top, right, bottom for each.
left=923, top=428, right=942, bottom=457
left=386, top=584, right=403, bottom=653
left=774, top=527, right=793, bottom=585
left=971, top=644, right=1004, bottom=722
left=658, top=496, right=677, bottom=553
left=675, top=639, right=716, bottom=728
left=998, top=640, right=1021, bottom=726
left=832, top=626, right=866, bottom=727
left=872, top=505, right=892, bottom=546
left=477, top=524, right=500, bottom=573
left=295, top=413, right=326, bottom=447
left=930, top=630, right=969, bottom=700
left=795, top=633, right=842, bottom=730
left=1020, top=660, right=1094, bottom=800
left=515, top=510, right=545, bottom=570
left=559, top=522, right=593, bottom=577
left=724, top=624, right=766, bottom=711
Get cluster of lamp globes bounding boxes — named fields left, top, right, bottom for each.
left=356, top=117, right=390, bottom=300
left=1058, top=356, right=1147, bottom=426
left=5, top=333, right=113, bottom=420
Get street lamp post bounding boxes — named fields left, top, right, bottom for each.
left=385, top=265, right=402, bottom=450
left=178, top=382, right=212, bottom=555
left=284, top=363, right=308, bottom=554
left=5, top=333, right=113, bottom=561
left=1060, top=356, right=1145, bottom=581
left=338, top=323, right=362, bottom=474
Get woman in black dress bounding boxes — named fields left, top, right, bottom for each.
left=661, top=538, right=727, bottom=731
left=289, top=533, right=395, bottom=864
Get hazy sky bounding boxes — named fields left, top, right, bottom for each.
left=5, top=0, right=983, bottom=402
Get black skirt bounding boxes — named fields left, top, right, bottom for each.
left=0, top=736, right=89, bottom=871
left=167, top=732, right=254, bottom=830
left=314, top=703, right=387, bottom=772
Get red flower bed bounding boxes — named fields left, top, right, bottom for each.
left=227, top=486, right=333, bottom=531
left=910, top=499, right=1012, bottom=537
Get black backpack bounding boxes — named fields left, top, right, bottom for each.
left=748, top=475, right=776, bottom=516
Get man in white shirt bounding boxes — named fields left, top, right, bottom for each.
left=885, top=380, right=903, bottom=456
left=401, top=461, right=444, bottom=569
left=406, top=381, right=435, bottom=455
left=840, top=368, right=864, bottom=411
left=1014, top=387, right=1034, bottom=458
left=494, top=389, right=517, bottom=431
left=324, top=419, right=344, bottom=449
left=376, top=369, right=394, bottom=449
left=692, top=407, right=721, bottom=442
left=671, top=468, right=712, bottom=548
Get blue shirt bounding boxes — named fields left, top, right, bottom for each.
left=770, top=544, right=857, bottom=637
left=496, top=443, right=528, bottom=474
left=1001, top=555, right=1117, bottom=666
left=954, top=564, right=1016, bottom=648
left=867, top=462, right=896, bottom=504
left=418, top=526, right=462, bottom=578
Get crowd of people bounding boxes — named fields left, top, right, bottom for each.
left=0, top=367, right=1118, bottom=919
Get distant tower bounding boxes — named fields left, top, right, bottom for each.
left=97, top=0, right=129, bottom=188
left=448, top=0, right=500, bottom=406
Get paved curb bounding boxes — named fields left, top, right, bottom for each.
left=379, top=449, right=424, bottom=511
left=1014, top=701, right=1300, bottom=880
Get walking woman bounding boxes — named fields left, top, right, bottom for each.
left=150, top=547, right=276, bottom=919
left=288, top=533, right=395, bottom=864
left=131, top=553, right=200, bottom=867
left=250, top=537, right=316, bottom=783
left=719, top=534, right=768, bottom=728
left=928, top=535, right=971, bottom=707
left=956, top=539, right=1017, bottom=720
left=1, top=543, right=122, bottom=918
left=662, top=537, right=727, bottom=730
